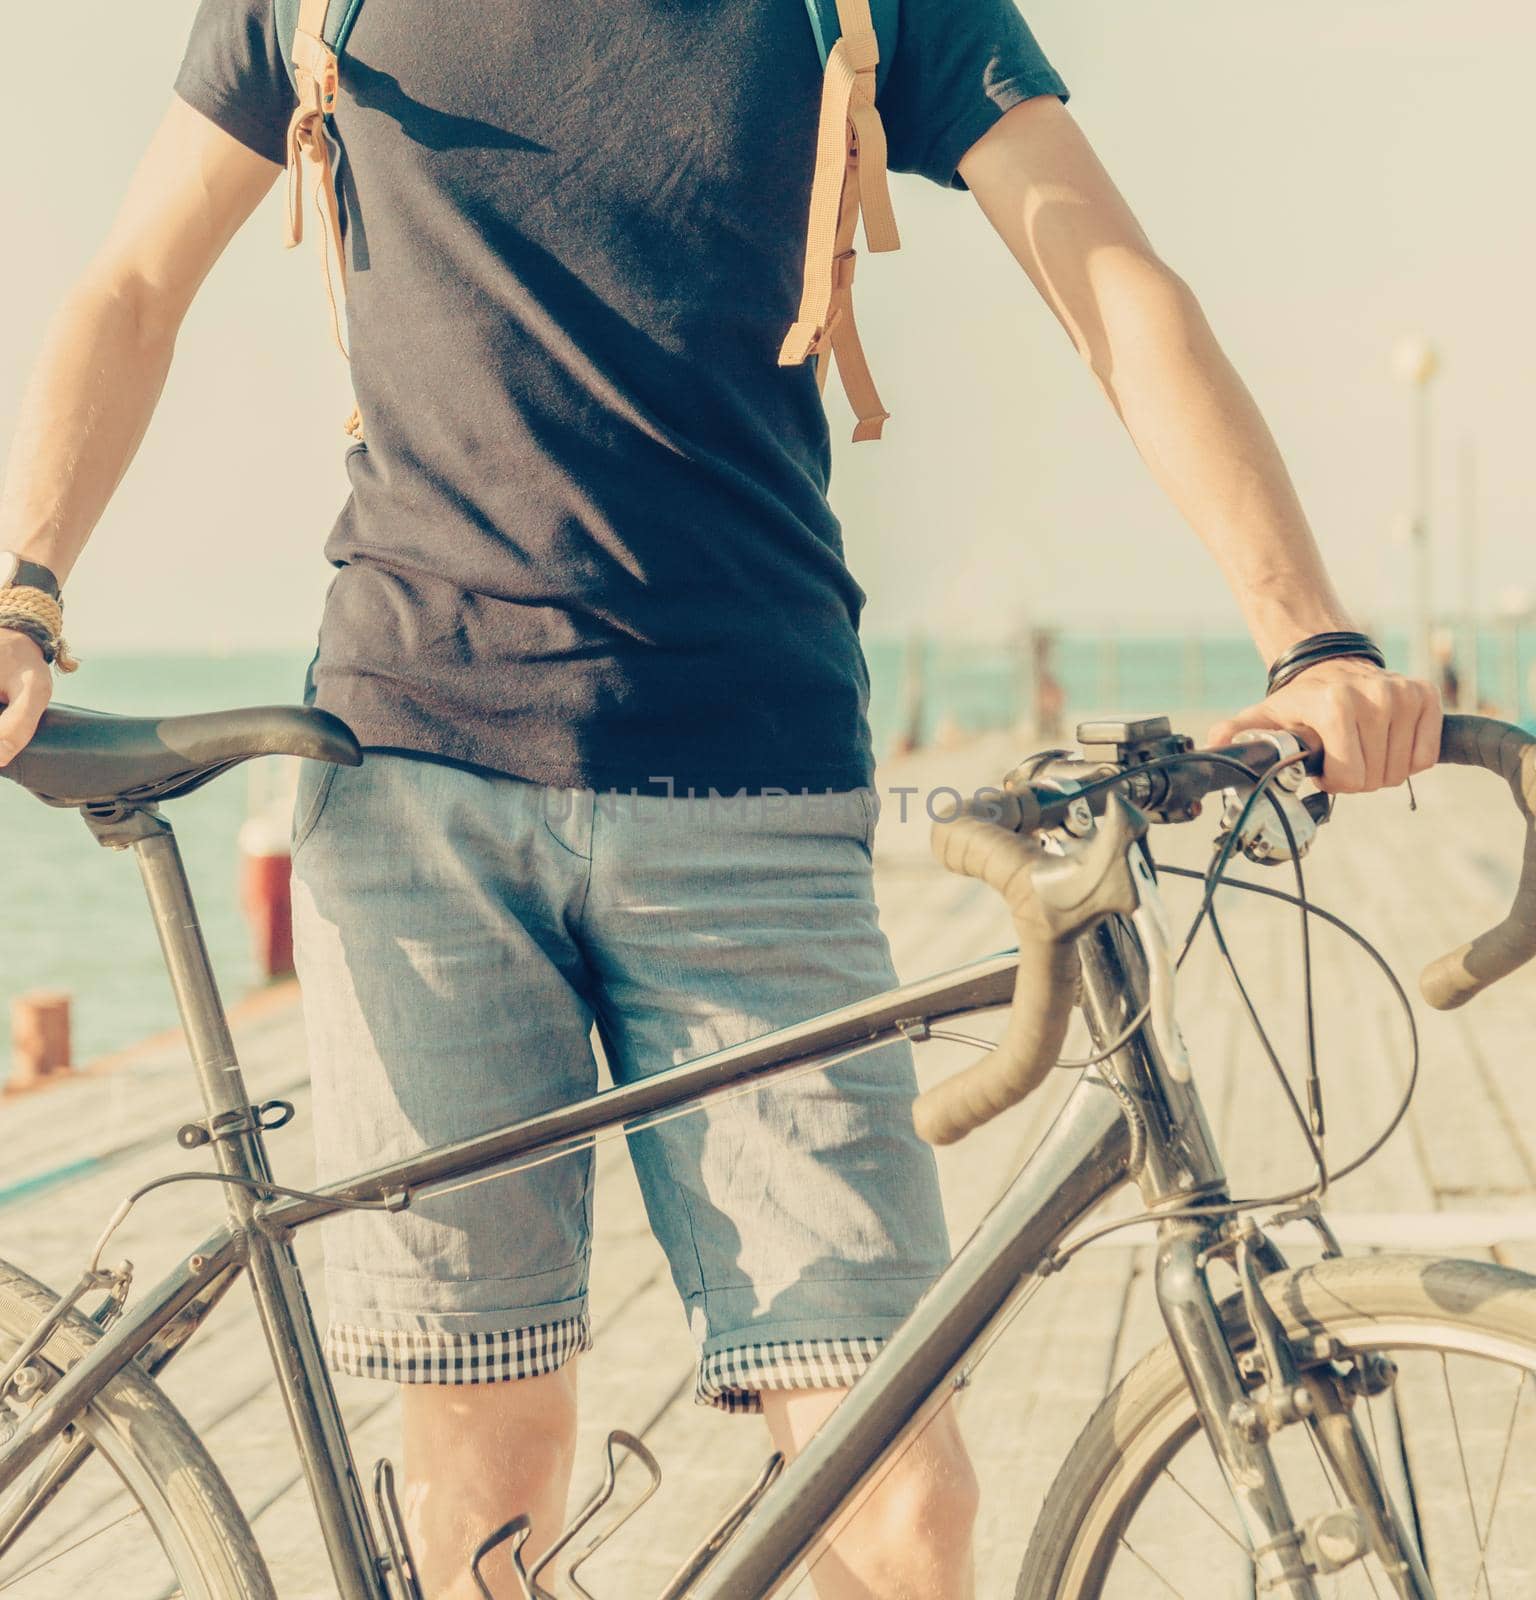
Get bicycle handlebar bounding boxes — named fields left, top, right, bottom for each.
left=1420, top=713, right=1536, bottom=1010
left=914, top=712, right=1536, bottom=1146
left=911, top=795, right=1141, bottom=1146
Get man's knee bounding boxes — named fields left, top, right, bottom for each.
left=866, top=1414, right=980, bottom=1551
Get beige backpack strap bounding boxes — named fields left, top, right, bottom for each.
left=284, top=0, right=351, bottom=363
left=779, top=0, right=899, bottom=442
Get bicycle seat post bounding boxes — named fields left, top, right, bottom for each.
left=82, top=802, right=274, bottom=1196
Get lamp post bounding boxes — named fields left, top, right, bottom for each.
left=1458, top=437, right=1480, bottom=712
left=1497, top=587, right=1531, bottom=725
left=1392, top=336, right=1440, bottom=681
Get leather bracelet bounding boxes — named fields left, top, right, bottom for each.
left=1270, top=629, right=1382, bottom=668
left=1267, top=631, right=1385, bottom=697
left=0, top=615, right=59, bottom=665
left=1269, top=644, right=1386, bottom=696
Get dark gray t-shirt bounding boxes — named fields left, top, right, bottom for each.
left=176, top=0, right=1066, bottom=793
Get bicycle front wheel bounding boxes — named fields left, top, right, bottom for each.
left=1018, top=1253, right=1536, bottom=1599
left=0, top=1257, right=274, bottom=1599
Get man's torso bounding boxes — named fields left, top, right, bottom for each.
left=176, top=0, right=1064, bottom=792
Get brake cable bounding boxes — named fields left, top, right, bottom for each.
left=1174, top=756, right=1329, bottom=1192
left=1160, top=863, right=1421, bottom=1192
left=1038, top=819, right=1420, bottom=1273
left=1088, top=749, right=1332, bottom=1191
left=1038, top=741, right=1329, bottom=1150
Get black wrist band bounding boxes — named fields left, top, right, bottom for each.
left=0, top=616, right=58, bottom=664
left=1267, top=631, right=1385, bottom=697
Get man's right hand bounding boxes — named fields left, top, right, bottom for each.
left=0, top=631, right=52, bottom=767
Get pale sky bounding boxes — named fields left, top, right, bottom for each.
left=1, top=2, right=1531, bottom=652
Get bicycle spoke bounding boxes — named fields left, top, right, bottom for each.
left=0, top=1431, right=102, bottom=1559
left=1363, top=1396, right=1384, bottom=1495
left=1162, top=1464, right=1250, bottom=1556
left=1360, top=1390, right=1424, bottom=1596
left=1468, top=1368, right=1532, bottom=1600
left=1117, top=1534, right=1190, bottom=1598
left=1301, top=1414, right=1340, bottom=1499
left=1440, top=1353, right=1496, bottom=1597
left=1387, top=1383, right=1434, bottom=1582
left=0, top=1502, right=150, bottom=1592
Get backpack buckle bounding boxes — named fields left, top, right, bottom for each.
left=292, top=31, right=341, bottom=116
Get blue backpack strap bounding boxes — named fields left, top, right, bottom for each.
left=803, top=0, right=899, bottom=96
left=278, top=0, right=363, bottom=371
left=782, top=0, right=901, bottom=440
left=274, top=0, right=368, bottom=95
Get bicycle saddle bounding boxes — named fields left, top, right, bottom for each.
left=0, top=702, right=363, bottom=808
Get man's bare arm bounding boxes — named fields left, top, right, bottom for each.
left=0, top=98, right=277, bottom=763
left=960, top=96, right=1440, bottom=792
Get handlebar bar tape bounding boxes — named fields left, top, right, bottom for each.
left=913, top=796, right=1144, bottom=1146
left=1422, top=714, right=1536, bottom=1010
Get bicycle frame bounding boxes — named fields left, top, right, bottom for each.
left=0, top=799, right=1410, bottom=1600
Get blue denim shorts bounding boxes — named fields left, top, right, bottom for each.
left=289, top=754, right=949, bottom=1412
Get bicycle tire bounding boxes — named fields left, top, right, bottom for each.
left=1016, top=1252, right=1536, bottom=1598
left=0, top=1256, right=275, bottom=1599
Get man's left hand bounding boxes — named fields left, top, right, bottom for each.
left=1208, top=658, right=1442, bottom=794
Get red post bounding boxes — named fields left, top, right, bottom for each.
left=240, top=845, right=295, bottom=980
left=9, top=992, right=72, bottom=1094
left=239, top=763, right=299, bottom=983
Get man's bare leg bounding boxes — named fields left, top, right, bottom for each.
left=761, top=1389, right=979, bottom=1600
left=402, top=1364, right=580, bottom=1599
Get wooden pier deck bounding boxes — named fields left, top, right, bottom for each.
left=4, top=730, right=1536, bottom=1597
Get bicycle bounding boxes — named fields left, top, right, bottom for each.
left=2, top=701, right=1536, bottom=1599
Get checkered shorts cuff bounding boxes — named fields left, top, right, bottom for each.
left=324, top=1313, right=592, bottom=1384
left=696, top=1336, right=887, bottom=1415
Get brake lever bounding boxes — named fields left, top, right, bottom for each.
left=1216, top=730, right=1329, bottom=867
left=1217, top=785, right=1319, bottom=866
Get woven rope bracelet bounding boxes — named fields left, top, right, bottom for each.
left=0, top=585, right=78, bottom=673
